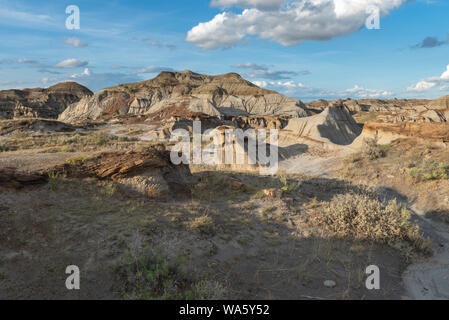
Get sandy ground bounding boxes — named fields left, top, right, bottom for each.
left=279, top=135, right=449, bottom=300
left=402, top=207, right=449, bottom=300
left=0, top=149, right=97, bottom=172
left=1, top=122, right=448, bottom=300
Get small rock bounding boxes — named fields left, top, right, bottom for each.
left=324, top=280, right=336, bottom=288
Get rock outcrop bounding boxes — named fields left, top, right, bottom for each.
left=306, top=96, right=449, bottom=123
left=429, top=95, right=449, bottom=110
left=59, top=71, right=309, bottom=122
left=283, top=103, right=362, bottom=145
left=0, top=168, right=48, bottom=189
left=0, top=82, right=92, bottom=120
left=50, top=148, right=195, bottom=200
left=306, top=98, right=430, bottom=114
left=353, top=121, right=449, bottom=146
left=0, top=119, right=75, bottom=136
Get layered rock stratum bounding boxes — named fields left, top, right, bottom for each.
left=0, top=82, right=92, bottom=120
left=59, top=70, right=309, bottom=122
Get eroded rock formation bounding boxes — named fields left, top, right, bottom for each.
left=283, top=103, right=362, bottom=146
left=50, top=149, right=195, bottom=200
left=59, top=71, right=309, bottom=122
left=0, top=82, right=92, bottom=120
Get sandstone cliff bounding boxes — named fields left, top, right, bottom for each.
left=59, top=71, right=309, bottom=122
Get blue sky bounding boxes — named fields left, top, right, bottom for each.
left=0, top=0, right=448, bottom=101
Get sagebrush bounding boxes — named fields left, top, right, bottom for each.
left=311, top=193, right=432, bottom=260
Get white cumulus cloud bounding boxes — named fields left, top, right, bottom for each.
left=65, top=37, right=88, bottom=48
left=211, top=0, right=285, bottom=10
left=187, top=0, right=407, bottom=49
left=71, top=68, right=91, bottom=79
left=345, top=84, right=392, bottom=98
left=252, top=80, right=268, bottom=87
left=407, top=80, right=437, bottom=93
left=54, top=59, right=88, bottom=68
left=407, top=64, right=449, bottom=92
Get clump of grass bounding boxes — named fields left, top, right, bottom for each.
left=409, top=158, right=449, bottom=182
left=99, top=181, right=118, bottom=197
left=311, top=193, right=432, bottom=260
left=0, top=141, right=10, bottom=152
left=362, top=137, right=386, bottom=160
left=278, top=170, right=297, bottom=192
left=194, top=280, right=229, bottom=300
left=114, top=246, right=195, bottom=300
left=48, top=171, right=64, bottom=191
left=57, top=134, right=84, bottom=145
left=59, top=145, right=76, bottom=153
left=263, top=206, right=276, bottom=214
left=188, top=215, right=216, bottom=235
left=89, top=132, right=118, bottom=146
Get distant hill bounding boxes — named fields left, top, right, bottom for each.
left=428, top=95, right=449, bottom=110
left=59, top=70, right=309, bottom=122
left=0, top=82, right=92, bottom=119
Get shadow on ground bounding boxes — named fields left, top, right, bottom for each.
left=0, top=173, right=415, bottom=300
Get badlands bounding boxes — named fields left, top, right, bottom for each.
left=0, top=71, right=448, bottom=300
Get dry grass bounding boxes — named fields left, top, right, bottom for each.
left=188, top=215, right=216, bottom=235
left=0, top=131, right=138, bottom=153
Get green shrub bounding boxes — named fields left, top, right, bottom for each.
left=114, top=247, right=194, bottom=300
left=362, top=137, right=386, bottom=160
left=409, top=158, right=449, bottom=182
left=0, top=141, right=10, bottom=152
left=278, top=170, right=297, bottom=192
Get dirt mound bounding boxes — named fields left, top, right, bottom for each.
left=59, top=71, right=309, bottom=122
left=283, top=105, right=362, bottom=146
left=0, top=82, right=92, bottom=120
